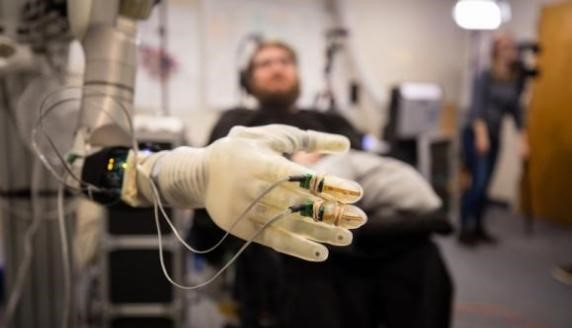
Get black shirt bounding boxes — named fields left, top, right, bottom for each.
left=207, top=107, right=364, bottom=148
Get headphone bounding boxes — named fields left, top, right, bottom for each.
left=237, top=33, right=264, bottom=95
left=239, top=67, right=253, bottom=95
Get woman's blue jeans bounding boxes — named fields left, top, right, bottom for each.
left=460, top=127, right=500, bottom=232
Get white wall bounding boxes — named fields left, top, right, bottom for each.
left=339, top=0, right=467, bottom=104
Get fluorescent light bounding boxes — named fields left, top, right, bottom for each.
left=453, top=0, right=502, bottom=30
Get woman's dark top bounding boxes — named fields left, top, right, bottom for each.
left=469, top=70, right=524, bottom=139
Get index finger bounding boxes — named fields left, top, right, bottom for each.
left=258, top=156, right=363, bottom=204
left=229, top=125, right=350, bottom=155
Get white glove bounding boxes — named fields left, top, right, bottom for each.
left=124, top=124, right=366, bottom=262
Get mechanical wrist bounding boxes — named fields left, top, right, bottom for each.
left=80, top=146, right=209, bottom=209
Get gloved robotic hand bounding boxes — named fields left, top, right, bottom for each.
left=126, top=124, right=367, bottom=262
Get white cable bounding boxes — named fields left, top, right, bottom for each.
left=3, top=160, right=44, bottom=327
left=57, top=182, right=72, bottom=328
left=31, top=86, right=139, bottom=194
left=142, top=169, right=288, bottom=254
left=152, top=187, right=291, bottom=290
left=28, top=85, right=138, bottom=327
left=31, top=92, right=91, bottom=192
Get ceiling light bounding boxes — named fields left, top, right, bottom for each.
left=453, top=0, right=502, bottom=30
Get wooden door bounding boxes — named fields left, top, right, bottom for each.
left=526, top=2, right=572, bottom=225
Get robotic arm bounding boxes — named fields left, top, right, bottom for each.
left=69, top=0, right=150, bottom=146
left=65, top=0, right=366, bottom=262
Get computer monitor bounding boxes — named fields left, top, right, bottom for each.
left=384, top=82, right=444, bottom=140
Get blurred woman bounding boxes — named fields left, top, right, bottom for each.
left=459, top=32, right=528, bottom=245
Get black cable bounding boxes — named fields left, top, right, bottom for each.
left=0, top=78, right=24, bottom=142
left=158, top=0, right=170, bottom=116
